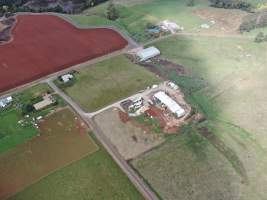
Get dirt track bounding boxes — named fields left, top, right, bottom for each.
left=0, top=14, right=128, bottom=93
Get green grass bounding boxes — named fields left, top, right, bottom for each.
left=0, top=109, right=37, bottom=153
left=135, top=114, right=162, bottom=133
left=60, top=55, right=160, bottom=112
left=131, top=133, right=243, bottom=200
left=9, top=138, right=144, bottom=200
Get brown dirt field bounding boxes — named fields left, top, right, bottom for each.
left=193, top=8, right=247, bottom=34
left=0, top=108, right=98, bottom=200
left=0, top=14, right=128, bottom=93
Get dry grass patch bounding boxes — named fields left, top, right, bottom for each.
left=193, top=8, right=247, bottom=34
left=94, top=108, right=164, bottom=160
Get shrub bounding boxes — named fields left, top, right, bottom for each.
left=187, top=0, right=195, bottom=7
left=254, top=32, right=265, bottom=42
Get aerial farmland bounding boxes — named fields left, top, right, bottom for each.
left=1, top=0, right=267, bottom=200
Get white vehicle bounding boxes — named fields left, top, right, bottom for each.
left=167, top=81, right=178, bottom=90
left=152, top=84, right=158, bottom=89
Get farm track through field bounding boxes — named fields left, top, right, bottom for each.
left=144, top=32, right=254, bottom=46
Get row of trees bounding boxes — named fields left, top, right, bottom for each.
left=209, top=0, right=252, bottom=11
left=0, top=0, right=109, bottom=16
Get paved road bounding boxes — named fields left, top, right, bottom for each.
left=47, top=80, right=160, bottom=200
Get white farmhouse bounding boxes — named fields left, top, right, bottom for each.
left=137, top=47, right=160, bottom=61
left=61, top=74, right=74, bottom=83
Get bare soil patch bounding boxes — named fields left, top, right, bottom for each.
left=193, top=8, right=247, bottom=34
left=141, top=57, right=186, bottom=79
left=0, top=108, right=98, bottom=199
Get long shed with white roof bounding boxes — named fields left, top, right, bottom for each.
left=137, top=46, right=160, bottom=61
left=154, top=91, right=185, bottom=118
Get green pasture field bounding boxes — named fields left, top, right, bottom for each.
left=131, top=34, right=267, bottom=200
left=59, top=55, right=160, bottom=112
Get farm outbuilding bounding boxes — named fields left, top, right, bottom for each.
left=137, top=46, right=160, bottom=61
left=154, top=91, right=185, bottom=118
left=0, top=96, right=13, bottom=108
left=33, top=94, right=54, bottom=110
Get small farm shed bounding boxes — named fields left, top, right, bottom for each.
left=33, top=95, right=54, bottom=110
left=137, top=46, right=160, bottom=61
left=0, top=96, right=13, bottom=108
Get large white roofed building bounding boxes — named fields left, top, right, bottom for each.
left=137, top=46, right=160, bottom=61
left=154, top=91, right=185, bottom=118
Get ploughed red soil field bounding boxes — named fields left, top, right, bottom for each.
left=0, top=14, right=128, bottom=92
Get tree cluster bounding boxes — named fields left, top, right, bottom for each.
left=254, top=32, right=267, bottom=43
left=0, top=0, right=108, bottom=16
left=239, top=10, right=267, bottom=32
left=209, top=0, right=252, bottom=11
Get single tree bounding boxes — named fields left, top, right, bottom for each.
left=106, top=1, right=119, bottom=21
left=187, top=0, right=195, bottom=6
left=254, top=32, right=265, bottom=43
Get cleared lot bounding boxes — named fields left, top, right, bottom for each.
left=0, top=108, right=98, bottom=199
left=61, top=55, right=160, bottom=112
left=94, top=108, right=164, bottom=160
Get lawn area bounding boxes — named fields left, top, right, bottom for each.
left=0, top=108, right=37, bottom=153
left=68, top=0, right=208, bottom=42
left=9, top=136, right=144, bottom=200
left=59, top=55, right=160, bottom=112
left=129, top=34, right=267, bottom=199
left=0, top=84, right=57, bottom=154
